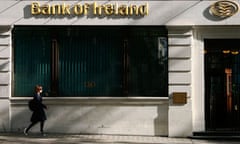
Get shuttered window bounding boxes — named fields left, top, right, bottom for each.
left=13, top=26, right=167, bottom=97
left=128, top=29, right=168, bottom=96
left=13, top=29, right=51, bottom=96
left=57, top=29, right=123, bottom=96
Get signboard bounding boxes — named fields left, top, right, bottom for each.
left=31, top=2, right=149, bottom=17
left=172, top=92, right=187, bottom=104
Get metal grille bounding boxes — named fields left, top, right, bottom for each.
left=58, top=29, right=123, bottom=96
left=14, top=29, right=51, bottom=96
left=13, top=27, right=168, bottom=97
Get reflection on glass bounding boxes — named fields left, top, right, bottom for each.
left=225, top=68, right=232, bottom=112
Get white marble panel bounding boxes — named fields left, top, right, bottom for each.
left=11, top=101, right=168, bottom=136
left=0, top=46, right=10, bottom=58
left=0, top=85, right=9, bottom=98
left=0, top=59, right=10, bottom=72
left=169, top=59, right=191, bottom=72
left=0, top=72, right=10, bottom=84
left=169, top=72, right=191, bottom=85
left=169, top=46, right=191, bottom=58
left=0, top=100, right=10, bottom=132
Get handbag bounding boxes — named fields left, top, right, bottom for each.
left=28, top=99, right=36, bottom=111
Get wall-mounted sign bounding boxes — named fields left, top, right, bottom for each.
left=172, top=92, right=187, bottom=105
left=31, top=2, right=148, bottom=17
left=210, top=0, right=239, bottom=18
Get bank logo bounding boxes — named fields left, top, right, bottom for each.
left=210, top=0, right=239, bottom=18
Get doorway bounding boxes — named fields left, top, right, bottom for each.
left=205, top=39, right=240, bottom=131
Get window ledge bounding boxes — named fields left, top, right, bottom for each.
left=10, top=97, right=169, bottom=105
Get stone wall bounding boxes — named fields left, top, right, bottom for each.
left=0, top=26, right=11, bottom=132
left=168, top=26, right=192, bottom=137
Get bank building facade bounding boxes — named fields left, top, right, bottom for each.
left=1, top=0, right=240, bottom=137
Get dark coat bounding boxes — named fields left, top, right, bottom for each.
left=30, top=94, right=47, bottom=122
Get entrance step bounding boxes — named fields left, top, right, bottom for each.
left=192, top=131, right=240, bottom=139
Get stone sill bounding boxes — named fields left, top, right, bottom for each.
left=10, top=97, right=169, bottom=105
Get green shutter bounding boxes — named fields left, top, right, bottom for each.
left=14, top=28, right=51, bottom=96
left=58, top=28, right=123, bottom=96
left=128, top=28, right=168, bottom=96
left=13, top=26, right=168, bottom=97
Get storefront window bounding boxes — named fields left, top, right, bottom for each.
left=13, top=26, right=168, bottom=97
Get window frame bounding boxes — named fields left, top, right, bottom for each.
left=12, top=26, right=168, bottom=97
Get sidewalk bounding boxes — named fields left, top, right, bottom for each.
left=0, top=133, right=240, bottom=144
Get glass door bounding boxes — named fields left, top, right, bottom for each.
left=205, top=39, right=240, bottom=131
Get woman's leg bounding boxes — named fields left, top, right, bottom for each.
left=24, top=121, right=38, bottom=135
left=40, top=121, right=45, bottom=133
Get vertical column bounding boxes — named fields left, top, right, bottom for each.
left=0, top=26, right=11, bottom=132
left=167, top=26, right=192, bottom=137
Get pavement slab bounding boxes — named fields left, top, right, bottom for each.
left=0, top=133, right=240, bottom=144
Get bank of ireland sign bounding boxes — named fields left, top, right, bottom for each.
left=30, top=1, right=149, bottom=17
left=210, top=0, right=239, bottom=18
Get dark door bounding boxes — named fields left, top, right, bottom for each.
left=205, top=39, right=240, bottom=131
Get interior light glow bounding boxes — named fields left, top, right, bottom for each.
left=222, top=50, right=230, bottom=54
left=204, top=50, right=207, bottom=54
left=231, top=51, right=239, bottom=55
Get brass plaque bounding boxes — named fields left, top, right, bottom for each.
left=210, top=0, right=239, bottom=18
left=172, top=92, right=187, bottom=104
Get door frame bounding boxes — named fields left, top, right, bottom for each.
left=192, top=26, right=240, bottom=132
left=204, top=39, right=240, bottom=130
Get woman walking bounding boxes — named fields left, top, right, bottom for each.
left=24, top=85, right=47, bottom=136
